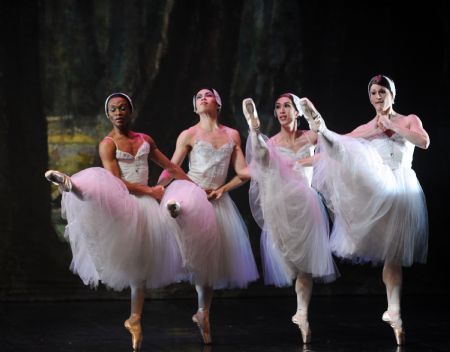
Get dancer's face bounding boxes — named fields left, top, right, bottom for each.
left=195, top=89, right=218, bottom=115
left=275, top=97, right=298, bottom=127
left=107, top=96, right=132, bottom=128
left=369, top=84, right=394, bottom=114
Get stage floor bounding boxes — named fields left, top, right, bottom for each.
left=1, top=294, right=448, bottom=352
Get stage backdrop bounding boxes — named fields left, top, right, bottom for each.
left=1, top=0, right=449, bottom=300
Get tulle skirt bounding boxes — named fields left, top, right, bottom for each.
left=162, top=179, right=259, bottom=289
left=247, top=134, right=339, bottom=286
left=313, top=131, right=428, bottom=266
left=161, top=180, right=222, bottom=287
left=61, top=167, right=183, bottom=291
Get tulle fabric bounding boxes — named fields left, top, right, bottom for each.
left=246, top=132, right=338, bottom=286
left=211, top=193, right=260, bottom=288
left=161, top=180, right=222, bottom=287
left=61, top=167, right=183, bottom=291
left=313, top=130, right=428, bottom=266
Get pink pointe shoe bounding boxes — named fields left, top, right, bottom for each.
left=242, top=98, right=261, bottom=133
left=292, top=310, right=312, bottom=344
left=299, top=98, right=325, bottom=133
left=124, top=317, right=143, bottom=351
left=44, top=170, right=72, bottom=192
left=382, top=311, right=405, bottom=345
left=192, top=309, right=212, bottom=344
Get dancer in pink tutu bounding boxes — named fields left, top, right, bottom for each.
left=158, top=88, right=259, bottom=344
left=242, top=94, right=338, bottom=344
left=302, top=75, right=430, bottom=345
left=45, top=92, right=193, bottom=351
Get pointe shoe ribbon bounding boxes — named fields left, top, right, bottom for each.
left=192, top=309, right=212, bottom=344
left=242, top=98, right=261, bottom=133
left=292, top=311, right=312, bottom=344
left=382, top=311, right=405, bottom=346
left=124, top=318, right=143, bottom=351
left=44, top=170, right=72, bottom=192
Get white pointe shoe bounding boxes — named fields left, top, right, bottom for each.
left=166, top=199, right=181, bottom=218
left=192, top=309, right=212, bottom=344
left=242, top=98, right=261, bottom=132
left=382, top=311, right=405, bottom=346
left=44, top=170, right=72, bottom=192
left=299, top=98, right=325, bottom=133
left=292, top=311, right=312, bottom=344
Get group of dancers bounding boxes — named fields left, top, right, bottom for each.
left=45, top=74, right=429, bottom=350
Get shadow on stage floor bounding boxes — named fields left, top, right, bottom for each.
left=0, top=294, right=448, bottom=352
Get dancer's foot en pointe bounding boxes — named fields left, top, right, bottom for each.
left=44, top=170, right=72, bottom=192
left=242, top=98, right=261, bottom=133
left=299, top=98, right=325, bottom=134
left=124, top=315, right=143, bottom=351
left=292, top=310, right=312, bottom=344
left=382, top=311, right=405, bottom=345
left=192, top=309, right=212, bottom=344
left=166, top=199, right=181, bottom=218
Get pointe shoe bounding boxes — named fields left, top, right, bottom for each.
left=44, top=170, right=72, bottom=192
left=292, top=311, right=312, bottom=344
left=299, top=98, right=325, bottom=133
left=166, top=199, right=181, bottom=218
left=382, top=311, right=405, bottom=346
left=242, top=98, right=261, bottom=133
left=192, top=309, right=212, bottom=344
left=124, top=317, right=143, bottom=351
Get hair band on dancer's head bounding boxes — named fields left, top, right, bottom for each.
left=368, top=74, right=396, bottom=99
left=193, top=88, right=222, bottom=113
left=105, top=92, right=134, bottom=118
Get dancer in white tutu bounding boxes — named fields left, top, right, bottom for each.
left=242, top=94, right=338, bottom=344
left=158, top=88, right=259, bottom=344
left=45, top=93, right=192, bottom=351
left=302, top=75, right=430, bottom=345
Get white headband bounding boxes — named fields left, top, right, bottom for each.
left=192, top=88, right=222, bottom=113
left=104, top=92, right=134, bottom=118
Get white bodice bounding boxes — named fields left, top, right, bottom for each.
left=187, top=139, right=234, bottom=190
left=115, top=141, right=150, bottom=185
left=368, top=133, right=414, bottom=170
left=275, top=144, right=314, bottom=185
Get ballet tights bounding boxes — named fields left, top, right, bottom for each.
left=383, top=262, right=402, bottom=316
left=295, top=272, right=313, bottom=315
left=195, top=285, right=213, bottom=311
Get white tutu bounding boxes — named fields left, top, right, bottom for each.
left=210, top=193, right=260, bottom=288
left=161, top=180, right=222, bottom=287
left=313, top=130, right=428, bottom=266
left=61, top=167, right=183, bottom=291
left=247, top=133, right=339, bottom=286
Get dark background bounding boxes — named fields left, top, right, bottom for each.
left=0, top=0, right=449, bottom=300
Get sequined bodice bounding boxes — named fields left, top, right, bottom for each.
left=115, top=141, right=150, bottom=185
left=276, top=144, right=314, bottom=184
left=368, top=133, right=414, bottom=169
left=187, top=140, right=234, bottom=189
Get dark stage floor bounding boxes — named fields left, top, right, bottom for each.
left=0, top=294, right=448, bottom=352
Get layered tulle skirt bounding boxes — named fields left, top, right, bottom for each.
left=61, top=167, right=183, bottom=291
left=161, top=180, right=259, bottom=289
left=313, top=130, right=428, bottom=266
left=247, top=134, right=338, bottom=286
